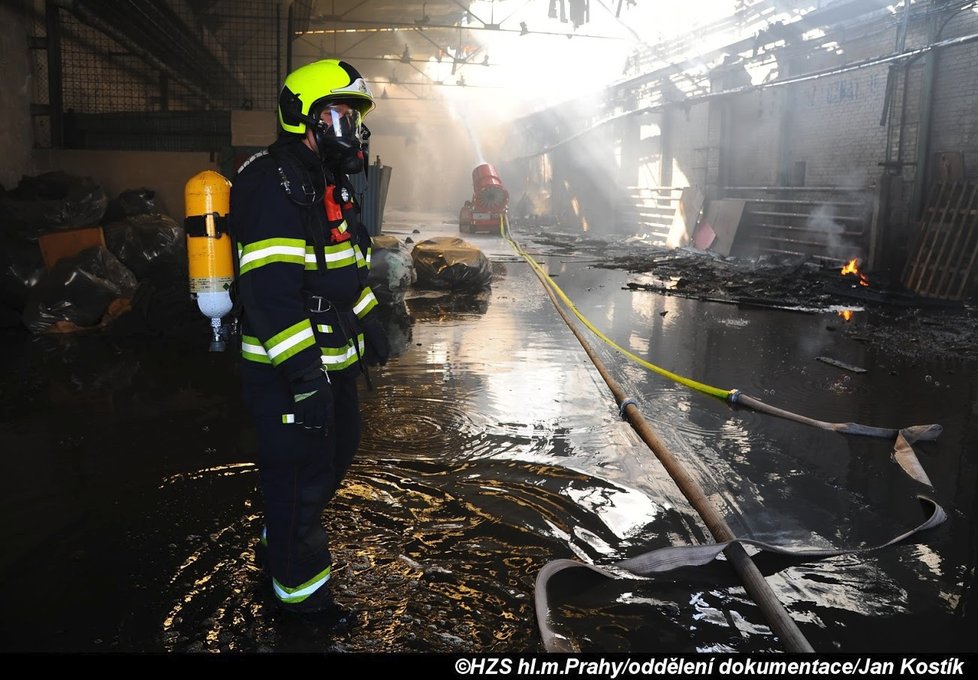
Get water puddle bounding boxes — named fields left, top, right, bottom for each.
left=0, top=218, right=974, bottom=653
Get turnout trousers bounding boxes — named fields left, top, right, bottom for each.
left=242, top=363, right=361, bottom=598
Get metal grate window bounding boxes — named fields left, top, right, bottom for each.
left=49, top=0, right=282, bottom=151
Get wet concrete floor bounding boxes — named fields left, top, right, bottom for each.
left=0, top=210, right=975, bottom=653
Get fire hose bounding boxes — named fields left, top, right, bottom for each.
left=500, top=218, right=942, bottom=483
left=500, top=217, right=946, bottom=653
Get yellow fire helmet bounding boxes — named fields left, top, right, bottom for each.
left=278, top=59, right=376, bottom=134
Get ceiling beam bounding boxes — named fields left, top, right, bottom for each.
left=299, top=17, right=622, bottom=40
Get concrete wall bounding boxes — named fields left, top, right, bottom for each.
left=0, top=1, right=35, bottom=189
left=33, top=149, right=219, bottom=220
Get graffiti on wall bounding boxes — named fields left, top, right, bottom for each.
left=804, top=73, right=884, bottom=107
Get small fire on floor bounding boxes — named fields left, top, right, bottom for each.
left=834, top=257, right=873, bottom=318
left=841, top=258, right=869, bottom=287
left=830, top=255, right=957, bottom=309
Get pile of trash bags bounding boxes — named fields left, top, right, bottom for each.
left=0, top=171, right=108, bottom=238
left=103, top=213, right=185, bottom=284
left=410, top=236, right=492, bottom=291
left=21, top=246, right=138, bottom=333
left=1, top=172, right=196, bottom=335
left=1, top=170, right=496, bottom=342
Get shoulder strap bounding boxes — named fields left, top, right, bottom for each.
left=267, top=144, right=323, bottom=207
left=264, top=143, right=329, bottom=274
left=303, top=206, right=328, bottom=275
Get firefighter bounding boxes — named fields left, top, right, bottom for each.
left=230, top=59, right=389, bottom=627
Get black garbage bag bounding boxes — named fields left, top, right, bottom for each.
left=368, top=235, right=416, bottom=303
left=106, top=279, right=209, bottom=340
left=0, top=232, right=46, bottom=311
left=22, top=245, right=138, bottom=333
left=104, top=213, right=186, bottom=282
left=104, top=188, right=161, bottom=222
left=0, top=171, right=108, bottom=237
left=411, top=236, right=492, bottom=291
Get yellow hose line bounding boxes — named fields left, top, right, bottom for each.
left=502, top=218, right=732, bottom=401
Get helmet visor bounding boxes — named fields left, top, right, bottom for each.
left=317, top=104, right=365, bottom=144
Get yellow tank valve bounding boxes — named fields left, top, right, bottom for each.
left=185, top=170, right=234, bottom=351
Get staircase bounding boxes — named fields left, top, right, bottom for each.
left=615, top=186, right=683, bottom=244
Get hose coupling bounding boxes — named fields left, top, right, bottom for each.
left=618, top=397, right=638, bottom=419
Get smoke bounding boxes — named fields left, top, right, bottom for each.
left=804, top=170, right=873, bottom=262
left=369, top=85, right=529, bottom=213
left=365, top=0, right=644, bottom=215
left=366, top=1, right=770, bottom=220
left=805, top=204, right=853, bottom=261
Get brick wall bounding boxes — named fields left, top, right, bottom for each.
left=930, top=11, right=978, bottom=180
left=784, top=62, right=890, bottom=188
left=650, top=7, right=978, bottom=193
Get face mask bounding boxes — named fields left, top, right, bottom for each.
left=312, top=105, right=367, bottom=173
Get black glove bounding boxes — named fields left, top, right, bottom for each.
left=361, top=316, right=390, bottom=366
left=289, top=367, right=334, bottom=430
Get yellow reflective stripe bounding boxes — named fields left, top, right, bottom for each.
left=320, top=335, right=365, bottom=370
left=354, top=246, right=365, bottom=268
left=304, top=242, right=358, bottom=270
left=273, top=565, right=332, bottom=603
left=265, top=320, right=316, bottom=365
left=366, top=247, right=372, bottom=268
left=353, top=287, right=377, bottom=318
left=238, top=238, right=307, bottom=275
left=241, top=335, right=272, bottom=364
left=316, top=324, right=334, bottom=333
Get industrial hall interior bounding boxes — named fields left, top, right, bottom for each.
left=1, top=0, right=976, bottom=657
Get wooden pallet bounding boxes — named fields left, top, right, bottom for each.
left=903, top=181, right=978, bottom=300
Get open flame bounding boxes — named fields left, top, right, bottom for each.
left=837, top=309, right=854, bottom=321
left=840, top=258, right=869, bottom=287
